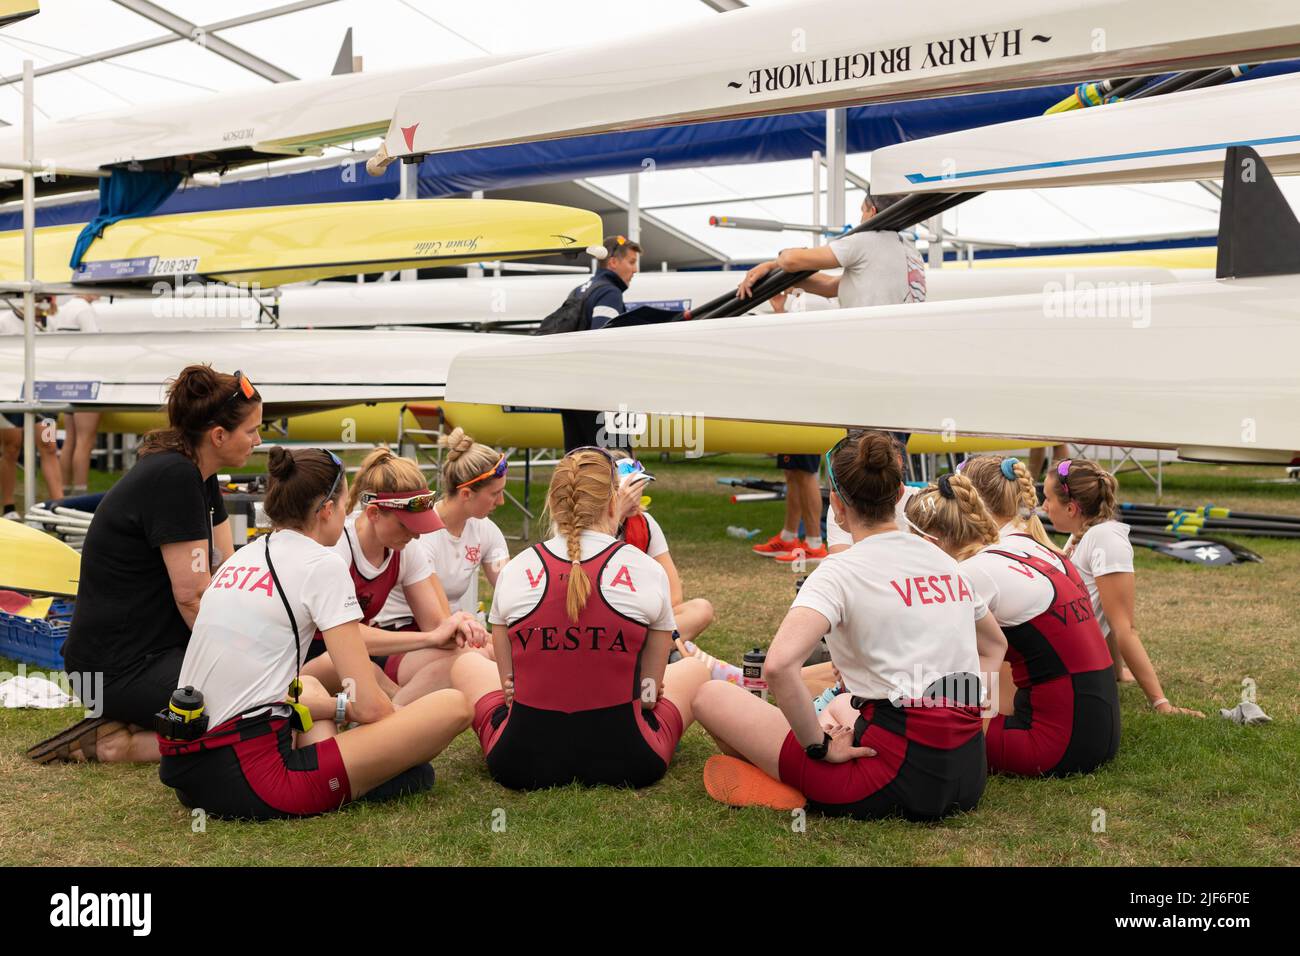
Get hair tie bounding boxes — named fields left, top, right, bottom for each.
left=937, top=474, right=955, bottom=499
left=1000, top=458, right=1020, bottom=481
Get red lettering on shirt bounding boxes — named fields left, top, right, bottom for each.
left=249, top=571, right=274, bottom=597
left=1007, top=562, right=1034, bottom=579
left=927, top=575, right=947, bottom=603
left=525, top=567, right=544, bottom=589
left=940, top=574, right=957, bottom=601
left=609, top=565, right=636, bottom=591
left=238, top=566, right=260, bottom=588
left=915, top=578, right=933, bottom=605
left=465, top=545, right=480, bottom=564
left=891, top=579, right=914, bottom=606
left=957, top=576, right=973, bottom=601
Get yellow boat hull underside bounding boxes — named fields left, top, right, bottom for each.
left=0, top=199, right=602, bottom=287
left=0, top=517, right=80, bottom=596
left=101, top=402, right=1045, bottom=456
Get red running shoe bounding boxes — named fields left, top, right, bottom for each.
left=752, top=534, right=803, bottom=558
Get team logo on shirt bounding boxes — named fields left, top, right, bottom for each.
left=525, top=567, right=544, bottom=589
left=465, top=545, right=480, bottom=564
left=513, top=625, right=629, bottom=652
left=609, top=565, right=636, bottom=591
left=1048, top=596, right=1095, bottom=626
left=210, top=564, right=274, bottom=596
left=890, top=574, right=973, bottom=606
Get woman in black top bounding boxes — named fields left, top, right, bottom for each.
left=58, top=365, right=263, bottom=762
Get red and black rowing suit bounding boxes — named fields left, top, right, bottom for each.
left=984, top=543, right=1121, bottom=777
left=473, top=539, right=682, bottom=790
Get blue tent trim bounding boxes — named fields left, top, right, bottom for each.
left=3, top=61, right=1292, bottom=238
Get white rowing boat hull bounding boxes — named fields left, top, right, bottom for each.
left=385, top=0, right=1300, bottom=157
left=81, top=267, right=1186, bottom=332
left=872, top=72, right=1300, bottom=194
left=0, top=328, right=491, bottom=414
left=444, top=275, right=1300, bottom=464
left=0, top=55, right=523, bottom=191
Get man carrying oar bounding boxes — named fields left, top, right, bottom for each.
left=739, top=191, right=924, bottom=564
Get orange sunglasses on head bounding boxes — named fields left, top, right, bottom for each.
left=456, top=453, right=508, bottom=490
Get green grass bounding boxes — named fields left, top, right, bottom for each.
left=2, top=455, right=1298, bottom=865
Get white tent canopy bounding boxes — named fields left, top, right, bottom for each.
left=1, top=0, right=1291, bottom=260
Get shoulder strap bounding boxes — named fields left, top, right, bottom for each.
left=263, top=533, right=303, bottom=688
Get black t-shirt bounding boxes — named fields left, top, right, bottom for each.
left=63, top=451, right=228, bottom=674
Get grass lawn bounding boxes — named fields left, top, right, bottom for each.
left=2, top=454, right=1297, bottom=866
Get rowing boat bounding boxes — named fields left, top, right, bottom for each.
left=0, top=199, right=602, bottom=287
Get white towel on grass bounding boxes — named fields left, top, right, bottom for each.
left=0, top=675, right=80, bottom=709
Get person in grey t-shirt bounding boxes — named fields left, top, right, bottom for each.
left=735, top=192, right=926, bottom=310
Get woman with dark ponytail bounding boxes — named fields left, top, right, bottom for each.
left=694, top=430, right=1004, bottom=821
left=157, top=447, right=472, bottom=819
left=44, top=366, right=263, bottom=764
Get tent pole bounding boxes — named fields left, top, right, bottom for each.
left=22, top=59, right=36, bottom=513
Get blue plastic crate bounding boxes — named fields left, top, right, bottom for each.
left=0, top=599, right=73, bottom=670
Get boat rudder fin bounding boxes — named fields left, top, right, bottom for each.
left=1216, top=146, right=1300, bottom=279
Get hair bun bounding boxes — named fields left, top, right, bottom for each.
left=267, top=445, right=294, bottom=480
left=439, top=426, right=475, bottom=461
left=857, top=432, right=895, bottom=471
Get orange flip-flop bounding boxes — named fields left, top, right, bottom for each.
left=703, top=755, right=806, bottom=811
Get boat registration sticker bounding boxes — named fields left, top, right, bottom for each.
left=31, top=380, right=101, bottom=402
left=151, top=256, right=201, bottom=276
left=73, top=256, right=200, bottom=281
left=602, top=410, right=647, bottom=436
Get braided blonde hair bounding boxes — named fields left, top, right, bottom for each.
left=1045, top=458, right=1119, bottom=554
left=438, top=427, right=503, bottom=497
left=903, top=473, right=1001, bottom=561
left=347, top=446, right=427, bottom=512
left=963, top=455, right=1063, bottom=554
left=544, top=450, right=618, bottom=623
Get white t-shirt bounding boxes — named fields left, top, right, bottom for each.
left=827, top=485, right=916, bottom=550
left=330, top=512, right=435, bottom=621
left=1066, top=520, right=1134, bottom=638
left=180, top=529, right=362, bottom=727
left=0, top=312, right=24, bottom=335
left=792, top=530, right=986, bottom=702
left=828, top=230, right=927, bottom=310
left=490, top=530, right=675, bottom=633
left=961, top=525, right=1066, bottom=627
left=618, top=510, right=669, bottom=559
left=49, top=297, right=100, bottom=333
left=377, top=515, right=509, bottom=623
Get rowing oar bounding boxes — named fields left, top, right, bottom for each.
left=1119, top=502, right=1300, bottom=526
left=1120, top=512, right=1300, bottom=533
left=1043, top=74, right=1151, bottom=113
left=1119, top=514, right=1300, bottom=538
left=684, top=63, right=1251, bottom=323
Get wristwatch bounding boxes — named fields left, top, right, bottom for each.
left=334, top=692, right=349, bottom=728
left=805, top=732, right=831, bottom=761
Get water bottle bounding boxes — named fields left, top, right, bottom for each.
left=742, top=647, right=768, bottom=701
left=726, top=526, right=760, bottom=540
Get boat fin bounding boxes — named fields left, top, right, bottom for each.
left=1216, top=146, right=1300, bottom=279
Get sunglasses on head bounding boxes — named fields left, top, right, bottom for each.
left=207, top=370, right=256, bottom=427
left=456, top=453, right=508, bottom=490
left=361, top=491, right=438, bottom=513
left=565, top=445, right=618, bottom=480
left=1056, top=459, right=1073, bottom=498
left=317, top=451, right=344, bottom=513
left=226, top=370, right=255, bottom=405
left=824, top=436, right=849, bottom=501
